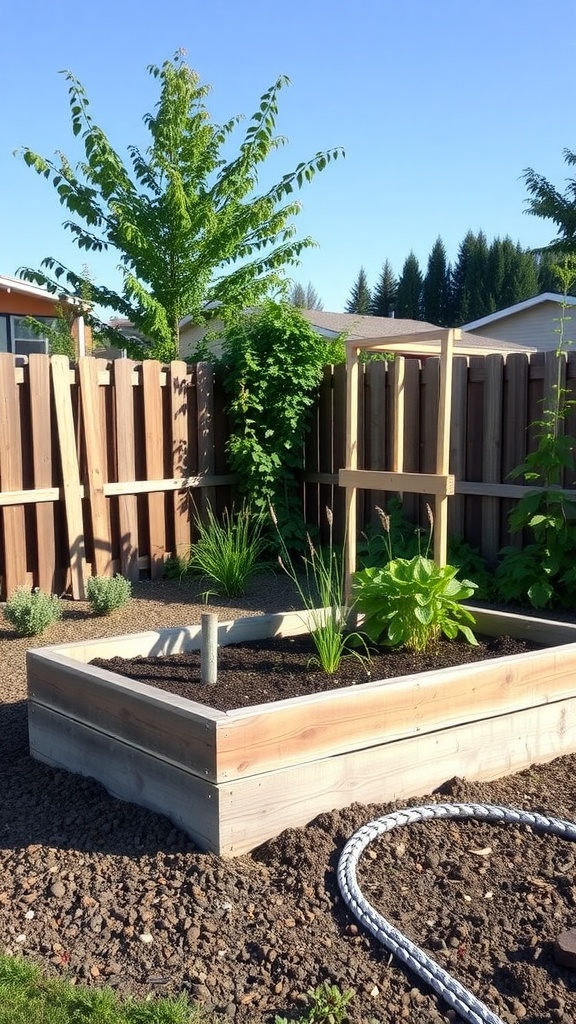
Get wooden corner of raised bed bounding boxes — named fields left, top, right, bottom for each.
left=26, top=607, right=576, bottom=856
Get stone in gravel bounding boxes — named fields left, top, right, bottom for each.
left=554, top=930, right=576, bottom=969
left=49, top=881, right=66, bottom=898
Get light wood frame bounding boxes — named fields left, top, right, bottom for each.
left=341, top=329, right=460, bottom=596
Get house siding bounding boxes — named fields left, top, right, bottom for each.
left=0, top=292, right=60, bottom=317
left=466, top=301, right=563, bottom=350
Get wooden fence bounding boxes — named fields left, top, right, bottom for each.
left=0, top=350, right=574, bottom=599
left=303, top=350, right=576, bottom=566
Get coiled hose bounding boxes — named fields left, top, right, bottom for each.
left=337, top=802, right=576, bottom=1024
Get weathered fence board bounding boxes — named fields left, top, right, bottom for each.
left=0, top=350, right=574, bottom=598
left=28, top=354, right=56, bottom=592
left=113, top=359, right=139, bottom=581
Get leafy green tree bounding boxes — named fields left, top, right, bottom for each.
left=395, top=252, right=423, bottom=319
left=289, top=281, right=324, bottom=309
left=523, top=149, right=576, bottom=255
left=345, top=267, right=372, bottom=314
left=18, top=51, right=343, bottom=362
left=370, top=260, right=397, bottom=317
left=423, top=237, right=451, bottom=326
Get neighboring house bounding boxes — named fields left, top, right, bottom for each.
left=462, top=293, right=576, bottom=351
left=0, top=275, right=89, bottom=357
left=179, top=308, right=536, bottom=360
left=112, top=306, right=558, bottom=362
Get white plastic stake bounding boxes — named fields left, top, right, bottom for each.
left=201, top=612, right=218, bottom=685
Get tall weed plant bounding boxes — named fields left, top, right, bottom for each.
left=273, top=506, right=369, bottom=675
left=189, top=502, right=267, bottom=598
left=353, top=506, right=478, bottom=653
left=496, top=257, right=576, bottom=608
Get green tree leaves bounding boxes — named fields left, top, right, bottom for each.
left=18, top=52, right=344, bottom=361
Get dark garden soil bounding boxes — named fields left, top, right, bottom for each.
left=91, top=632, right=542, bottom=711
left=3, top=578, right=576, bottom=1023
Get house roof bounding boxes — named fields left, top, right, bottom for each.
left=461, top=292, right=576, bottom=332
left=299, top=310, right=438, bottom=339
left=0, top=274, right=87, bottom=312
left=299, top=310, right=539, bottom=356
left=0, top=274, right=62, bottom=302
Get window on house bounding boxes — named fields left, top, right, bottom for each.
left=0, top=317, right=8, bottom=353
left=9, top=316, right=58, bottom=355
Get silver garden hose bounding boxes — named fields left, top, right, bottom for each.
left=337, top=802, right=576, bottom=1024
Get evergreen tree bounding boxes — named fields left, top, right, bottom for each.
left=345, top=267, right=372, bottom=314
left=535, top=250, right=563, bottom=293
left=450, top=231, right=476, bottom=323
left=423, top=237, right=451, bottom=326
left=289, top=281, right=324, bottom=309
left=370, top=260, right=397, bottom=317
left=464, top=231, right=490, bottom=322
left=18, top=52, right=343, bottom=361
left=395, top=253, right=423, bottom=320
left=512, top=242, right=540, bottom=303
left=487, top=237, right=539, bottom=311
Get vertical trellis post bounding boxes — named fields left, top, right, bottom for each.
left=341, top=328, right=459, bottom=599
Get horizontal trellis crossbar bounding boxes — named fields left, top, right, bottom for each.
left=338, top=468, right=456, bottom=497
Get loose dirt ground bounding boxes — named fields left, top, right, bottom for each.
left=2, top=574, right=576, bottom=1024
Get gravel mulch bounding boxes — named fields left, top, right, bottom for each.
left=3, top=574, right=576, bottom=1024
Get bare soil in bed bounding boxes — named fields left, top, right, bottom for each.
left=2, top=574, right=576, bottom=1024
left=92, top=633, right=541, bottom=710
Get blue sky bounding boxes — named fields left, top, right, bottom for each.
left=1, top=0, right=575, bottom=315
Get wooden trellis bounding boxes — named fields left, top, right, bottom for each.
left=340, top=328, right=460, bottom=594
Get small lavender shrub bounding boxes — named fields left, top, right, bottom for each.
left=3, top=587, right=62, bottom=636
left=86, top=574, right=132, bottom=615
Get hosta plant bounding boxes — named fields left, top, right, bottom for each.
left=352, top=506, right=478, bottom=653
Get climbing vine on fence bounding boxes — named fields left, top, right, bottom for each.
left=221, top=302, right=330, bottom=549
left=496, top=257, right=576, bottom=608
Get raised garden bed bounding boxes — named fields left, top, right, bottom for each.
left=26, top=607, right=576, bottom=856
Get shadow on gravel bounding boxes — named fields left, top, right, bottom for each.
left=0, top=699, right=199, bottom=860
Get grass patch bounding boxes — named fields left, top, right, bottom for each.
left=0, top=954, right=207, bottom=1024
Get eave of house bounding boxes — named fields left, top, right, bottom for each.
left=462, top=292, right=576, bottom=332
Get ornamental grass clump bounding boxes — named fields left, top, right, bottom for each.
left=189, top=502, right=267, bottom=599
left=86, top=574, right=132, bottom=615
left=273, top=506, right=370, bottom=675
left=353, top=506, right=478, bottom=653
left=3, top=587, right=62, bottom=636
